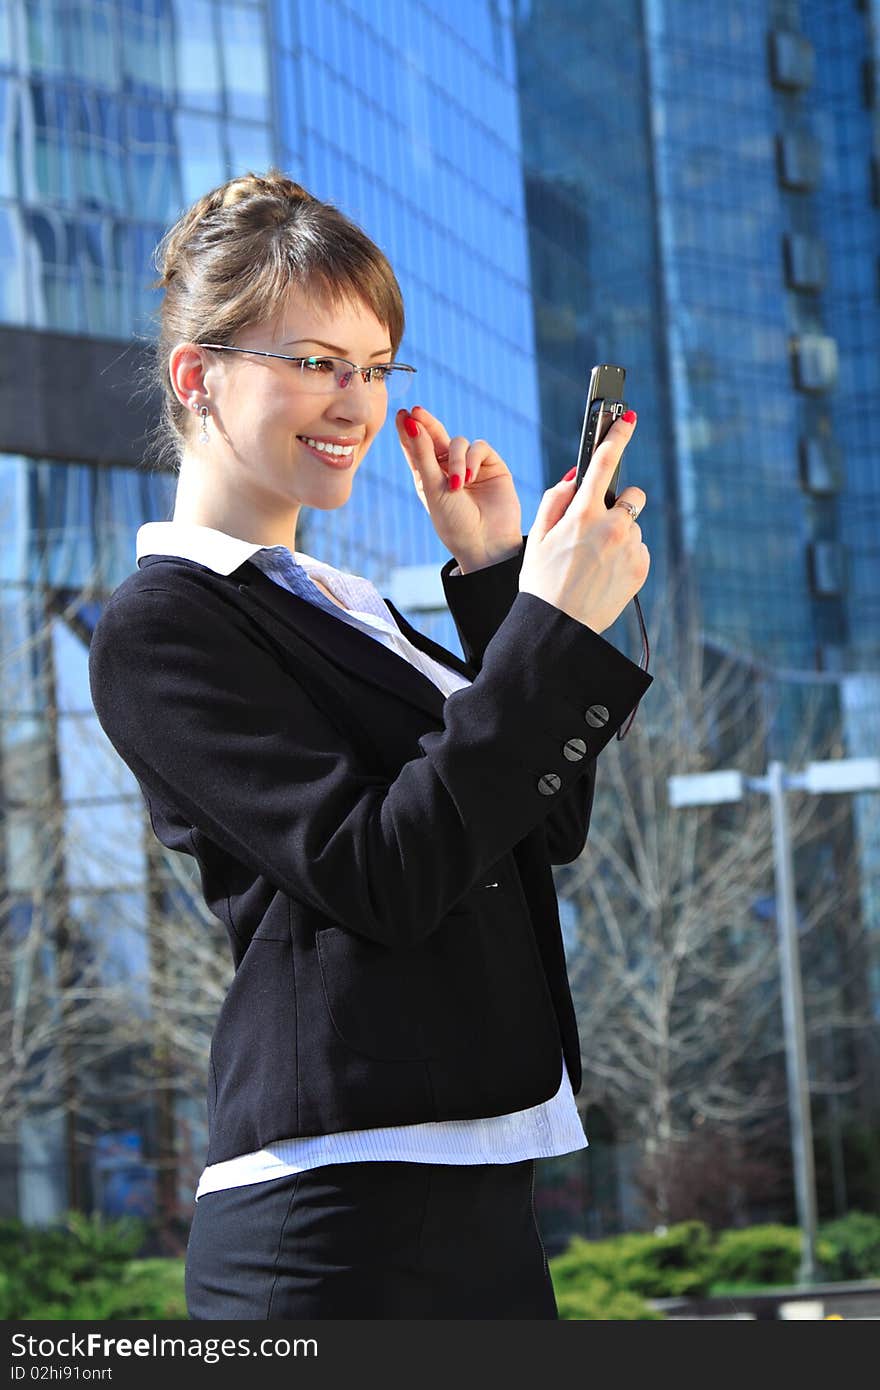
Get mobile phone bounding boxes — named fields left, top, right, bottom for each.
left=573, top=363, right=627, bottom=507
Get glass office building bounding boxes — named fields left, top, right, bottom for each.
left=515, top=0, right=878, bottom=707
left=637, top=0, right=880, bottom=1099
left=513, top=0, right=880, bottom=1233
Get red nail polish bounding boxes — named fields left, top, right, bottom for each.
left=465, top=468, right=472, bottom=483
left=622, top=409, right=637, bottom=424
left=562, top=466, right=577, bottom=481
left=449, top=473, right=462, bottom=491
left=404, top=417, right=419, bottom=438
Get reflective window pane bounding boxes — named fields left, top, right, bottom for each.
left=219, top=1, right=270, bottom=122
left=121, top=0, right=175, bottom=100
left=227, top=120, right=273, bottom=179
left=24, top=0, right=65, bottom=75
left=63, top=0, right=118, bottom=88
left=176, top=111, right=225, bottom=206
left=172, top=0, right=222, bottom=113
left=126, top=102, right=182, bottom=223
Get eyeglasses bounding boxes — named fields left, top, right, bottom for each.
left=196, top=344, right=417, bottom=401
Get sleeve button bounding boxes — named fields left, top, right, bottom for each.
left=585, top=704, right=610, bottom=727
left=563, top=737, right=587, bottom=761
left=538, top=772, right=562, bottom=795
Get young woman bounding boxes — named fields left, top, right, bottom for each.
left=88, top=169, right=652, bottom=1320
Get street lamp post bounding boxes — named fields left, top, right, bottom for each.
left=667, top=756, right=880, bottom=1285
left=766, top=760, right=819, bottom=1286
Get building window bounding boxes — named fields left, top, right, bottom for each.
left=815, top=643, right=846, bottom=673
left=807, top=540, right=846, bottom=597
left=791, top=333, right=838, bottom=392
left=799, top=436, right=844, bottom=494
left=783, top=232, right=827, bottom=291
left=776, top=130, right=822, bottom=190
left=769, top=30, right=815, bottom=91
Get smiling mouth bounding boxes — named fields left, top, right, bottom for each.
left=296, top=436, right=356, bottom=468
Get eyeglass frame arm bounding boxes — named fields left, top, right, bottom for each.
left=196, top=343, right=417, bottom=383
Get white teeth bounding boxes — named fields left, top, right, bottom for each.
left=300, top=436, right=354, bottom=456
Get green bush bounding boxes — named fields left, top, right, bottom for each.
left=819, top=1211, right=880, bottom=1282
left=546, top=1223, right=713, bottom=1317
left=0, top=1212, right=160, bottom=1320
left=20, top=1260, right=187, bottom=1321
left=117, top=1259, right=187, bottom=1319
left=548, top=1235, right=622, bottom=1294
left=554, top=1273, right=663, bottom=1320
left=613, top=1221, right=714, bottom=1298
left=551, top=1221, right=712, bottom=1300
left=707, top=1223, right=835, bottom=1290
left=6, top=1269, right=186, bottom=1321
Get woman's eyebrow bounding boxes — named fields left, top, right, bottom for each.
left=283, top=338, right=393, bottom=358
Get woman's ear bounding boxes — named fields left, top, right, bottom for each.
left=169, top=342, right=210, bottom=408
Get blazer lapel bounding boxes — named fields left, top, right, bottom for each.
left=381, top=597, right=475, bottom=680
left=136, top=554, right=474, bottom=726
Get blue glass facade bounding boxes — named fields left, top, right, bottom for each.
left=513, top=0, right=880, bottom=1231
left=513, top=0, right=677, bottom=671
left=640, top=0, right=880, bottom=1066
left=798, top=0, right=880, bottom=1046
left=636, top=0, right=878, bottom=739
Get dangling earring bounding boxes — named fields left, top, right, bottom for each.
left=197, top=404, right=210, bottom=445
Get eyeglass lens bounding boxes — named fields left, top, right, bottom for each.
left=296, top=357, right=412, bottom=402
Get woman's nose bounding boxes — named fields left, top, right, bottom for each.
left=329, top=376, right=380, bottom=421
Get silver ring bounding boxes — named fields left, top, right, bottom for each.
left=615, top=500, right=639, bottom=522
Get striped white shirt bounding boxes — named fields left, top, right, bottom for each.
left=135, top=522, right=589, bottom=1200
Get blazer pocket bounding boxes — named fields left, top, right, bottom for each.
left=316, top=915, right=484, bottom=1061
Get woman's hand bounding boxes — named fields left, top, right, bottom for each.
left=395, top=405, right=523, bottom=572
left=518, top=410, right=649, bottom=634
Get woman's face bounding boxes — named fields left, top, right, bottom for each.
left=176, top=289, right=394, bottom=521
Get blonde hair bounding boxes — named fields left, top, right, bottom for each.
left=141, top=167, right=405, bottom=473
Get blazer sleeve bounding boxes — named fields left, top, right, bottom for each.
left=88, top=577, right=652, bottom=950
left=441, top=536, right=604, bottom=866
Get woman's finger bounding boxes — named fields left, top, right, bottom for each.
left=397, top=408, right=451, bottom=476
left=463, top=439, right=488, bottom=488
left=409, top=405, right=451, bottom=458
left=395, top=409, right=449, bottom=504
left=445, top=436, right=470, bottom=492
left=463, top=439, right=505, bottom=489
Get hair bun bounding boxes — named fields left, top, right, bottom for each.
left=219, top=168, right=314, bottom=210
left=150, top=169, right=316, bottom=290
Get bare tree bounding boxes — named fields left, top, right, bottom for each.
left=556, top=562, right=878, bottom=1227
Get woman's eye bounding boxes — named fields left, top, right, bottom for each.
left=371, top=366, right=392, bottom=382
left=303, top=357, right=334, bottom=372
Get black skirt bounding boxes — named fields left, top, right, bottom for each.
left=185, top=1156, right=558, bottom=1320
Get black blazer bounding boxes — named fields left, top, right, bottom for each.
left=87, top=536, right=653, bottom=1166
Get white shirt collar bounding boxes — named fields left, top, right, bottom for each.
left=136, top=520, right=318, bottom=576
